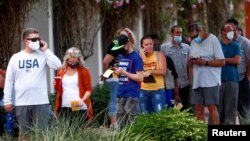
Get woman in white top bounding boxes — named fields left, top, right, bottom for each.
left=54, top=47, right=93, bottom=124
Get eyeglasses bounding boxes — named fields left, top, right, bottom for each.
left=27, top=38, right=40, bottom=42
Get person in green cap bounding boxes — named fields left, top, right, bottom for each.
left=111, top=32, right=144, bottom=130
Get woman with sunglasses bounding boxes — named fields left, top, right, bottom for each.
left=54, top=47, right=93, bottom=125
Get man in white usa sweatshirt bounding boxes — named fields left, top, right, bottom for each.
left=3, top=28, right=61, bottom=140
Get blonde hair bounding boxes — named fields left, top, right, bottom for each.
left=62, top=47, right=85, bottom=68
left=118, top=28, right=136, bottom=42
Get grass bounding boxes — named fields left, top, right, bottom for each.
left=0, top=108, right=207, bottom=141
left=0, top=113, right=148, bottom=141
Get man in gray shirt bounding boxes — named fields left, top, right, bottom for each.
left=188, top=23, right=225, bottom=125
left=161, top=25, right=190, bottom=111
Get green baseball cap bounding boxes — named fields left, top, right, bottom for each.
left=111, top=35, right=129, bottom=51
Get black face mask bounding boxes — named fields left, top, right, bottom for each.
left=119, top=48, right=128, bottom=55
left=68, top=63, right=78, bottom=68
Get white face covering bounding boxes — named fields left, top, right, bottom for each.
left=28, top=41, right=40, bottom=51
left=226, top=31, right=234, bottom=40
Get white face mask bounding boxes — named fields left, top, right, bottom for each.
left=28, top=41, right=40, bottom=51
left=226, top=31, right=234, bottom=40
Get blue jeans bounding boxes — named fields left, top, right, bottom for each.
left=165, top=89, right=174, bottom=108
left=140, top=89, right=165, bottom=113
left=107, top=80, right=119, bottom=116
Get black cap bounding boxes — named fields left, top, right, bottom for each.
left=111, top=35, right=129, bottom=51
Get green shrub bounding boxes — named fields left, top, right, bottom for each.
left=125, top=108, right=208, bottom=141
left=49, top=93, right=56, bottom=109
left=91, top=82, right=110, bottom=126
left=238, top=106, right=250, bottom=125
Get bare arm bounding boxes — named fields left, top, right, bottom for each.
left=153, top=51, right=167, bottom=75
left=190, top=58, right=225, bottom=67
left=225, top=55, right=241, bottom=65
left=115, top=68, right=144, bottom=82
left=102, top=54, right=115, bottom=72
left=124, top=28, right=136, bottom=45
left=82, top=91, right=91, bottom=102
left=206, top=59, right=225, bottom=67
left=0, top=73, right=4, bottom=88
left=145, top=52, right=167, bottom=76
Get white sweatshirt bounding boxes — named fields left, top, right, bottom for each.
left=3, top=49, right=61, bottom=106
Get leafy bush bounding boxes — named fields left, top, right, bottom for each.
left=125, top=108, right=208, bottom=141
left=1, top=106, right=208, bottom=141
left=238, top=106, right=250, bottom=125
left=49, top=93, right=56, bottom=109
left=91, top=82, right=110, bottom=126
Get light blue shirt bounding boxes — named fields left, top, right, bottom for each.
left=189, top=34, right=225, bottom=89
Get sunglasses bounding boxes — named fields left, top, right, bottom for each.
left=66, top=49, right=81, bottom=57
left=27, top=37, right=40, bottom=42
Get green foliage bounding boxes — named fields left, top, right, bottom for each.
left=238, top=106, right=250, bottom=125
left=98, top=0, right=112, bottom=11
left=49, top=93, right=56, bottom=109
left=125, top=108, right=208, bottom=141
left=91, top=82, right=110, bottom=126
left=1, top=105, right=208, bottom=141
left=0, top=0, right=3, bottom=6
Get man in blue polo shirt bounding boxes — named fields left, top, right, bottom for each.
left=218, top=24, right=241, bottom=125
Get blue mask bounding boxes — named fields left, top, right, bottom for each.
left=194, top=36, right=202, bottom=44
left=174, top=36, right=182, bottom=43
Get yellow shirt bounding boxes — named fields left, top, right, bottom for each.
left=141, top=51, right=165, bottom=90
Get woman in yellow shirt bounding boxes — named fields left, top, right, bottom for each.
left=139, top=35, right=167, bottom=113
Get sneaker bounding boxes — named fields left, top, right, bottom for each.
left=109, top=123, right=119, bottom=131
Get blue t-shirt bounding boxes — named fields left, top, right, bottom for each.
left=117, top=51, right=143, bottom=97
left=220, top=40, right=241, bottom=82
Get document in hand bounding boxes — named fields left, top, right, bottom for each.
left=143, top=75, right=156, bottom=83
left=103, top=69, right=114, bottom=78
left=71, top=100, right=81, bottom=111
left=174, top=102, right=183, bottom=110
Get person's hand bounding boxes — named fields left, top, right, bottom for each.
left=78, top=100, right=84, bottom=107
left=174, top=95, right=182, bottom=103
left=114, top=68, right=124, bottom=76
left=4, top=104, right=13, bottom=112
left=39, top=40, right=48, bottom=52
left=189, top=58, right=206, bottom=66
left=124, top=28, right=132, bottom=34
left=143, top=70, right=152, bottom=77
left=141, top=48, right=148, bottom=54
left=99, top=75, right=106, bottom=81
